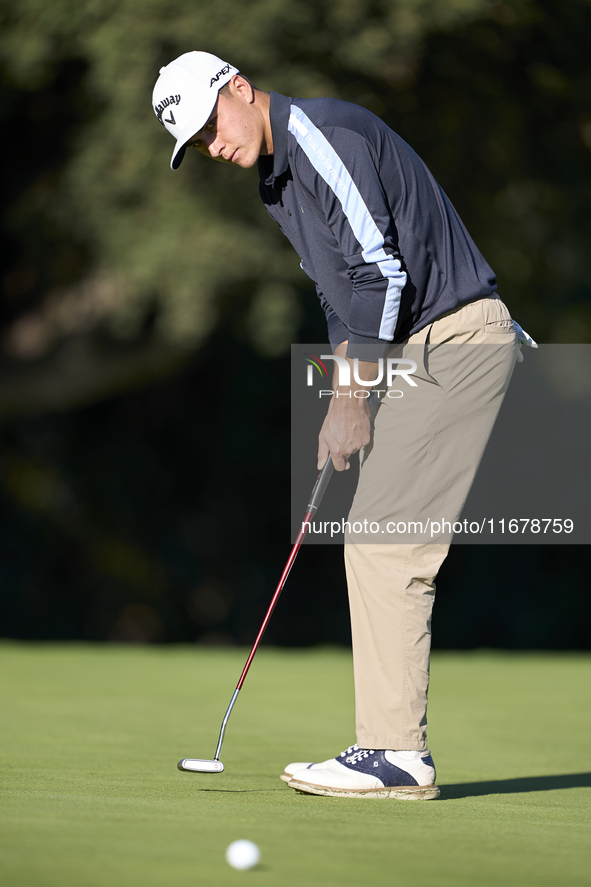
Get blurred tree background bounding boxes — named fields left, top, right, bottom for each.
left=0, top=0, right=589, bottom=646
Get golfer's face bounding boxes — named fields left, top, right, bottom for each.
left=186, top=90, right=266, bottom=169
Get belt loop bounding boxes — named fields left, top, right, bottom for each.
left=410, top=323, right=432, bottom=346
left=404, top=322, right=434, bottom=382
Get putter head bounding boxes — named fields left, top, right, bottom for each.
left=178, top=758, right=224, bottom=773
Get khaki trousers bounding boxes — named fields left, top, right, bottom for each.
left=344, top=296, right=518, bottom=750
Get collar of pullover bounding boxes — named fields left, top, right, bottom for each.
left=258, top=91, right=292, bottom=188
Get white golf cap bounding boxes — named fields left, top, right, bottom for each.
left=152, top=51, right=239, bottom=170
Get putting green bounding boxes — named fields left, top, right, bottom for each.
left=1, top=643, right=590, bottom=886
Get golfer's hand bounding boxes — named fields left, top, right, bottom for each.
left=318, top=394, right=372, bottom=472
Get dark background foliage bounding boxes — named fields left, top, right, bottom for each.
left=0, top=0, right=589, bottom=647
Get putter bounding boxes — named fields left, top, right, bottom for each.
left=178, top=456, right=335, bottom=773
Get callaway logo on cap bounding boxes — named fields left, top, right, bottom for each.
left=152, top=51, right=239, bottom=170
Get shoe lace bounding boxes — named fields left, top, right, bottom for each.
left=338, top=744, right=359, bottom=759
left=343, top=747, right=375, bottom=764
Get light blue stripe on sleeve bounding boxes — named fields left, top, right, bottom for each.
left=288, top=104, right=406, bottom=340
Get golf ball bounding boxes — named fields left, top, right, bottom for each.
left=225, top=839, right=261, bottom=870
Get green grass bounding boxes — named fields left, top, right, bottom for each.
left=1, top=643, right=590, bottom=887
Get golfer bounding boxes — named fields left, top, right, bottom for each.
left=153, top=51, right=533, bottom=799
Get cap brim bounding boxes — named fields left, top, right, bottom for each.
left=171, top=143, right=188, bottom=170
left=169, top=92, right=218, bottom=170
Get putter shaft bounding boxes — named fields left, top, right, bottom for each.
left=179, top=458, right=334, bottom=772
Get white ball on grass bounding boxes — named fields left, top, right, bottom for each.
left=225, top=839, right=261, bottom=870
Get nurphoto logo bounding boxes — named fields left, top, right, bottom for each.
left=303, top=353, right=418, bottom=398
left=304, top=354, right=329, bottom=386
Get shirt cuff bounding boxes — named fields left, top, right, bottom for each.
left=326, top=314, right=350, bottom=349
left=346, top=334, right=391, bottom=362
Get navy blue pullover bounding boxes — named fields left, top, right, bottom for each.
left=258, top=92, right=497, bottom=358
